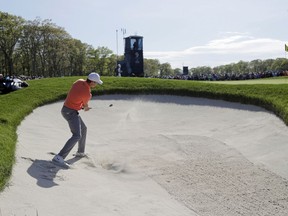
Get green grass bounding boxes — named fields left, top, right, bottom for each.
left=1, top=76, right=288, bottom=191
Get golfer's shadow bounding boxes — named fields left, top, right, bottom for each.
left=26, top=156, right=82, bottom=188
left=26, top=158, right=65, bottom=188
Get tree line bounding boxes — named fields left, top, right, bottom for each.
left=0, top=12, right=120, bottom=78
left=1, top=11, right=288, bottom=79
left=190, top=59, right=288, bottom=77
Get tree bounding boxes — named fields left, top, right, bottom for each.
left=234, top=60, right=249, bottom=74
left=190, top=66, right=212, bottom=75
left=96, top=46, right=113, bottom=75
left=65, top=39, right=88, bottom=76
left=213, top=65, right=225, bottom=75
left=84, top=46, right=113, bottom=75
left=271, top=58, right=288, bottom=71
left=16, top=18, right=43, bottom=77
left=262, top=59, right=275, bottom=71
left=173, top=68, right=182, bottom=76
left=249, top=59, right=264, bottom=73
left=42, top=22, right=71, bottom=77
left=0, top=48, right=4, bottom=74
left=4, top=11, right=288, bottom=79
left=0, top=11, right=25, bottom=76
left=144, top=58, right=160, bottom=77
left=159, top=62, right=173, bottom=76
left=106, top=54, right=119, bottom=76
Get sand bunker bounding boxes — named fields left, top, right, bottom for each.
left=1, top=95, right=288, bottom=216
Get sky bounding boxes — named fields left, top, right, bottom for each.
left=1, top=0, right=288, bottom=69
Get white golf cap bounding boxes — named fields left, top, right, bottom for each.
left=88, top=72, right=103, bottom=85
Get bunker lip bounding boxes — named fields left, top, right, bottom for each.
left=1, top=94, right=288, bottom=216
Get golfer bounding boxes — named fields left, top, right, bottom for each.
left=52, top=72, right=103, bottom=167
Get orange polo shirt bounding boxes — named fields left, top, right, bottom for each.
left=64, top=79, right=91, bottom=111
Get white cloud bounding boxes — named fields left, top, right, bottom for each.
left=144, top=33, right=287, bottom=68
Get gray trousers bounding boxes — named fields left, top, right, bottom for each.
left=58, top=106, right=87, bottom=159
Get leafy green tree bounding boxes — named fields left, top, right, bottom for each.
left=65, top=39, right=88, bottom=76
left=43, top=22, right=71, bottom=77
left=262, top=59, right=275, bottom=71
left=190, top=66, right=212, bottom=75
left=234, top=60, right=249, bottom=74
left=249, top=59, right=264, bottom=73
left=0, top=50, right=5, bottom=74
left=173, top=68, right=182, bottom=76
left=222, top=64, right=233, bottom=75
left=0, top=11, right=25, bottom=76
left=4, top=10, right=288, bottom=79
left=213, top=65, right=224, bottom=75
left=84, top=45, right=98, bottom=73
left=16, top=18, right=43, bottom=77
left=84, top=46, right=113, bottom=75
left=96, top=46, right=113, bottom=75
left=144, top=58, right=160, bottom=77
left=271, top=58, right=288, bottom=71
left=159, top=62, right=173, bottom=76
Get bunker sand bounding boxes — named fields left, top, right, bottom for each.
left=1, top=95, right=288, bottom=216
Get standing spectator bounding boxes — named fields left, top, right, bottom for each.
left=117, top=64, right=122, bottom=77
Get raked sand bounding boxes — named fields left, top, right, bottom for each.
left=1, top=94, right=288, bottom=216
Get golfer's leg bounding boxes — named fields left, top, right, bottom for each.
left=77, top=117, right=87, bottom=153
left=59, top=111, right=81, bottom=159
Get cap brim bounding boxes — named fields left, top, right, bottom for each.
left=97, top=80, right=103, bottom=85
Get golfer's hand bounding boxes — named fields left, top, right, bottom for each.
left=83, top=106, right=91, bottom=111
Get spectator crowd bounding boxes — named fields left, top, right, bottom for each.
left=0, top=74, right=29, bottom=94
left=159, top=70, right=288, bottom=81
